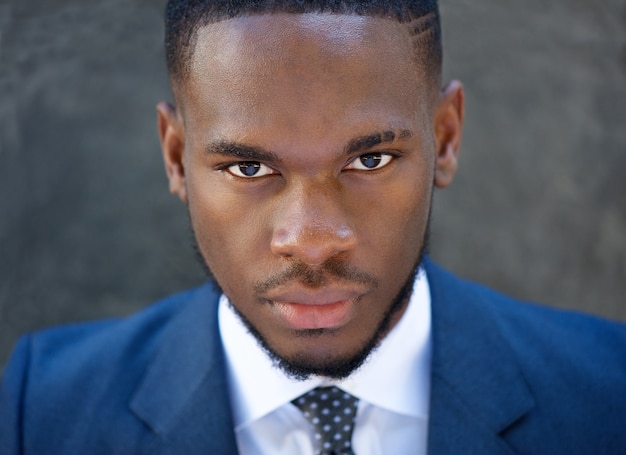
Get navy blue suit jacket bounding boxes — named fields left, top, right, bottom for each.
left=2, top=260, right=626, bottom=454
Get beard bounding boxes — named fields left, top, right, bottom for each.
left=191, top=211, right=431, bottom=381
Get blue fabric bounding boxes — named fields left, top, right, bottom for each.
left=1, top=260, right=626, bottom=454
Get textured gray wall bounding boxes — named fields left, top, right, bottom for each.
left=1, top=0, right=625, bottom=368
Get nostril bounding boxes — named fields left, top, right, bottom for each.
left=270, top=222, right=357, bottom=264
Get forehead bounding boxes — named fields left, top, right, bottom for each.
left=192, top=13, right=413, bottom=64
left=179, top=14, right=433, bottom=139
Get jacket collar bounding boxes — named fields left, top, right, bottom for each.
left=129, top=284, right=238, bottom=454
left=425, top=259, right=535, bottom=454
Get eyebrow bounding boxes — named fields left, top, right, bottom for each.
left=344, top=129, right=413, bottom=156
left=205, top=141, right=280, bottom=162
left=205, top=129, right=413, bottom=161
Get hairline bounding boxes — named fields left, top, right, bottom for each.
left=168, top=11, right=442, bottom=106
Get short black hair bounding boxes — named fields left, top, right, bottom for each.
left=164, top=0, right=442, bottom=86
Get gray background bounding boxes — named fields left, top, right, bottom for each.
left=1, top=0, right=625, bottom=368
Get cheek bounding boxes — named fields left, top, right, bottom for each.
left=186, top=172, right=271, bottom=286
left=374, top=198, right=427, bottom=277
left=353, top=169, right=432, bottom=259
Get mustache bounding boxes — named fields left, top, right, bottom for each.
left=253, top=257, right=378, bottom=294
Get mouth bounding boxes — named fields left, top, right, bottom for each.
left=262, top=287, right=366, bottom=330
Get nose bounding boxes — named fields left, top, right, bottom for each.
left=270, top=181, right=357, bottom=266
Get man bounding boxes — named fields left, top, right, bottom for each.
left=1, top=1, right=625, bottom=454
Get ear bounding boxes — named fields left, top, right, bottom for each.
left=157, top=101, right=187, bottom=204
left=433, top=80, right=464, bottom=189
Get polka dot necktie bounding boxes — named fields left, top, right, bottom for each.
left=292, top=386, right=359, bottom=455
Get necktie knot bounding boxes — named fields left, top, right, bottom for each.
left=292, top=386, right=359, bottom=455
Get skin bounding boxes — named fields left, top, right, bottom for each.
left=157, top=13, right=464, bottom=378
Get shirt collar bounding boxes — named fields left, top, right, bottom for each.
left=219, top=267, right=432, bottom=428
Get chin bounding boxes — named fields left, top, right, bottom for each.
left=275, top=342, right=379, bottom=381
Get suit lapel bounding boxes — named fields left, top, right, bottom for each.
left=425, top=260, right=535, bottom=454
left=129, top=284, right=238, bottom=454
left=125, top=261, right=536, bottom=454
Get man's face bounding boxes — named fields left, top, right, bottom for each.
left=159, top=14, right=462, bottom=378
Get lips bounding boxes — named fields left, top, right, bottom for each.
left=263, top=287, right=366, bottom=330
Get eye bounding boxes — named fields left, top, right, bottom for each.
left=225, top=161, right=277, bottom=178
left=345, top=153, right=394, bottom=171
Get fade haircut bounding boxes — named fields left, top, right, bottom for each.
left=164, top=0, right=442, bottom=86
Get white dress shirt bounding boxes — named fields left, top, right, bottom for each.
left=219, top=267, right=432, bottom=455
